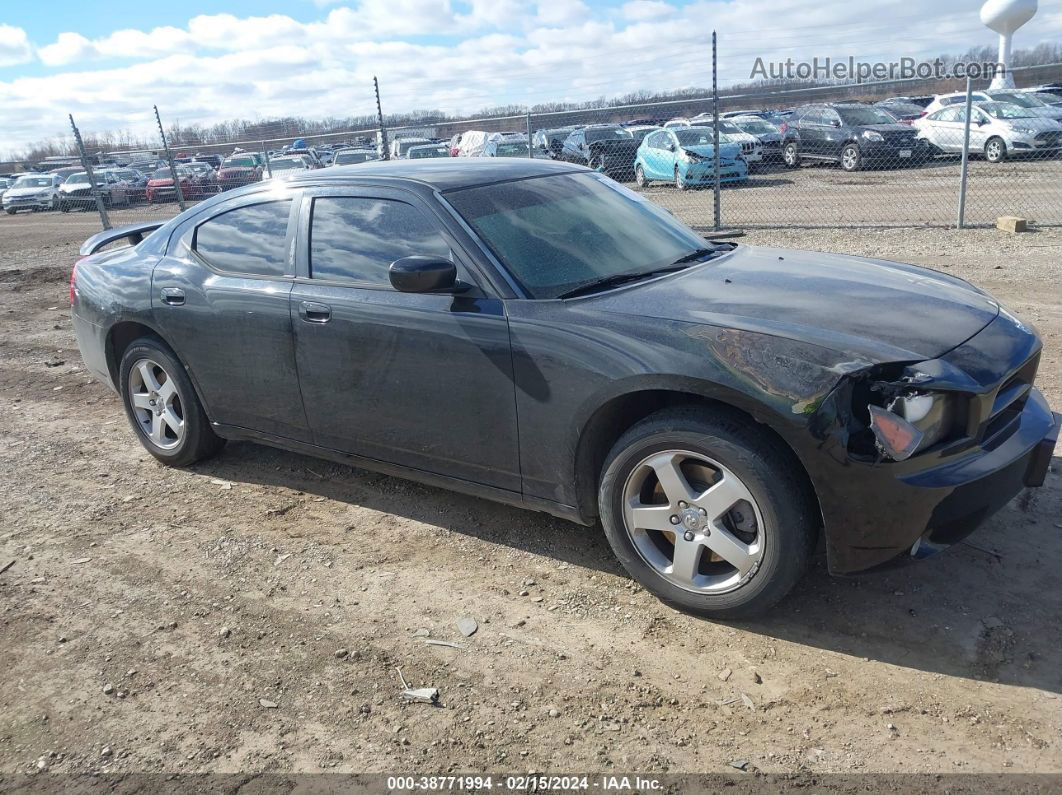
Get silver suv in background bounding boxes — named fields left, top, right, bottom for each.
left=3, top=173, right=63, bottom=213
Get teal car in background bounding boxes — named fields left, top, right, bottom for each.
left=634, top=127, right=748, bottom=189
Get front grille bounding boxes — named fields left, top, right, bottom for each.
left=980, top=353, right=1039, bottom=449
left=1035, top=131, right=1062, bottom=144
left=741, top=142, right=755, bottom=154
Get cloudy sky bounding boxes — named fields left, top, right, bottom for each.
left=1, top=0, right=1060, bottom=154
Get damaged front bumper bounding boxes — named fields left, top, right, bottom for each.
left=809, top=312, right=1058, bottom=574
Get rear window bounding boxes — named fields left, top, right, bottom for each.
left=223, top=157, right=257, bottom=168
left=194, top=200, right=293, bottom=277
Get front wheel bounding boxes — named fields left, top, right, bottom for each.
left=840, top=143, right=862, bottom=172
left=635, top=164, right=648, bottom=187
left=119, top=338, right=225, bottom=467
left=782, top=142, right=800, bottom=168
left=598, top=408, right=816, bottom=618
left=4, top=208, right=15, bottom=215
left=985, top=137, right=1007, bottom=163
left=674, top=167, right=689, bottom=191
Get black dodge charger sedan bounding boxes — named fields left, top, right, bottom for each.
left=70, top=159, right=1058, bottom=617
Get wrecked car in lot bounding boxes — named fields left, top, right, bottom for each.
left=69, top=159, right=1059, bottom=618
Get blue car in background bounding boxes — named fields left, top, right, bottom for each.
left=634, top=127, right=748, bottom=189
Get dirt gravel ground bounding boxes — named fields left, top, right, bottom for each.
left=0, top=211, right=1060, bottom=784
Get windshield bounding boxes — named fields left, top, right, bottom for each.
left=13, top=176, right=52, bottom=188
left=675, top=129, right=717, bottom=146
left=152, top=168, right=187, bottom=179
left=269, top=158, right=305, bottom=171
left=0, top=179, right=9, bottom=188
left=989, top=93, right=1040, bottom=108
left=879, top=102, right=923, bottom=116
left=223, top=157, right=256, bottom=168
left=397, top=139, right=429, bottom=155
left=732, top=119, right=777, bottom=135
left=585, top=128, right=633, bottom=142
left=408, top=146, right=449, bottom=158
left=65, top=174, right=90, bottom=184
left=334, top=151, right=374, bottom=164
left=1031, top=92, right=1062, bottom=105
left=980, top=102, right=1037, bottom=119
left=495, top=143, right=529, bottom=157
left=445, top=172, right=712, bottom=299
left=837, top=107, right=897, bottom=125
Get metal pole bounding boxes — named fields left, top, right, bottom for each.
left=375, top=76, right=390, bottom=161
left=712, top=31, right=721, bottom=231
left=956, top=76, right=973, bottom=229
left=69, top=114, right=110, bottom=230
left=154, top=105, right=186, bottom=211
left=526, top=112, right=533, bottom=159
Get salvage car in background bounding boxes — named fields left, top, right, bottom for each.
left=635, top=127, right=747, bottom=188
left=727, top=115, right=788, bottom=162
left=3, top=173, right=63, bottom=213
left=146, top=166, right=193, bottom=203
left=782, top=103, right=931, bottom=171
left=69, top=158, right=1058, bottom=618
left=331, top=148, right=378, bottom=166
left=556, top=125, right=641, bottom=181
left=913, top=102, right=1062, bottom=162
left=406, top=143, right=451, bottom=159
left=59, top=170, right=131, bottom=211
left=217, top=155, right=265, bottom=190
left=265, top=156, right=314, bottom=179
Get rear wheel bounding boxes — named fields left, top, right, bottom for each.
left=985, top=137, right=1007, bottom=163
left=598, top=407, right=816, bottom=618
left=119, top=338, right=225, bottom=467
left=4, top=208, right=15, bottom=215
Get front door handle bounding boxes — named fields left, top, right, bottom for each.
left=299, top=301, right=331, bottom=323
left=160, top=287, right=185, bottom=306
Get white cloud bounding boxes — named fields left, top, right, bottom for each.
left=6, top=0, right=1062, bottom=154
left=0, top=24, right=33, bottom=67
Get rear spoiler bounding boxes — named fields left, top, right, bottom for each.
left=79, top=221, right=166, bottom=256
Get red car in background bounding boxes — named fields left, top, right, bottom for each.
left=217, top=154, right=264, bottom=190
left=145, top=166, right=193, bottom=203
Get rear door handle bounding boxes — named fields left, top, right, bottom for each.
left=160, top=287, right=185, bottom=306
left=299, top=301, right=331, bottom=323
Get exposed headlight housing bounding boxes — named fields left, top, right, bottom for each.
left=682, top=149, right=707, bottom=163
left=868, top=391, right=956, bottom=460
left=862, top=130, right=885, bottom=142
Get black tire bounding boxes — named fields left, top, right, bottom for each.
left=840, top=143, right=862, bottom=172
left=598, top=407, right=817, bottom=618
left=782, top=141, right=800, bottom=168
left=635, top=164, right=648, bottom=187
left=4, top=208, right=15, bottom=215
left=674, top=166, right=688, bottom=191
left=118, top=337, right=225, bottom=467
left=985, top=136, right=1007, bottom=163
left=60, top=202, right=70, bottom=213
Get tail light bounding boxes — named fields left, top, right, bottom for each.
left=69, top=257, right=84, bottom=305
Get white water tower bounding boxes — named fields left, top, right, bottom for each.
left=980, top=0, right=1037, bottom=89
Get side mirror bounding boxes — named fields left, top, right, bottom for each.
left=389, top=256, right=458, bottom=293
left=830, top=119, right=842, bottom=128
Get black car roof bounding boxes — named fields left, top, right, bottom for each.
left=283, top=158, right=588, bottom=191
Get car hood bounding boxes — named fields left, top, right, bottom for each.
left=589, top=244, right=1000, bottom=363
left=683, top=143, right=743, bottom=159
left=1002, top=114, right=1062, bottom=130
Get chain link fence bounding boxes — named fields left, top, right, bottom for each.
left=8, top=64, right=1062, bottom=234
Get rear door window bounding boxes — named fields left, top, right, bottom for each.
left=194, top=200, right=294, bottom=277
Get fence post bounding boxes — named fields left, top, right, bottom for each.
left=154, top=105, right=186, bottom=211
left=711, top=30, right=721, bottom=231
left=262, top=141, right=273, bottom=178
left=956, top=77, right=973, bottom=229
left=375, top=76, right=390, bottom=161
left=526, top=112, right=533, bottom=158
left=68, top=114, right=110, bottom=230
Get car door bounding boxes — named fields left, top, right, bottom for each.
left=932, top=107, right=964, bottom=152
left=642, top=131, right=668, bottom=179
left=795, top=109, right=824, bottom=155
left=288, top=186, right=521, bottom=492
left=817, top=108, right=846, bottom=158
left=152, top=195, right=311, bottom=442
left=561, top=131, right=585, bottom=164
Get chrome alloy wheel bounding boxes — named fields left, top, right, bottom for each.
left=621, top=450, right=764, bottom=594
left=127, top=358, right=185, bottom=450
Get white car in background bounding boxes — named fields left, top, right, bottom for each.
left=924, top=90, right=1062, bottom=123
left=3, top=173, right=63, bottom=213
left=390, top=136, right=432, bottom=159
left=665, top=116, right=764, bottom=166
left=913, top=101, right=1062, bottom=162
